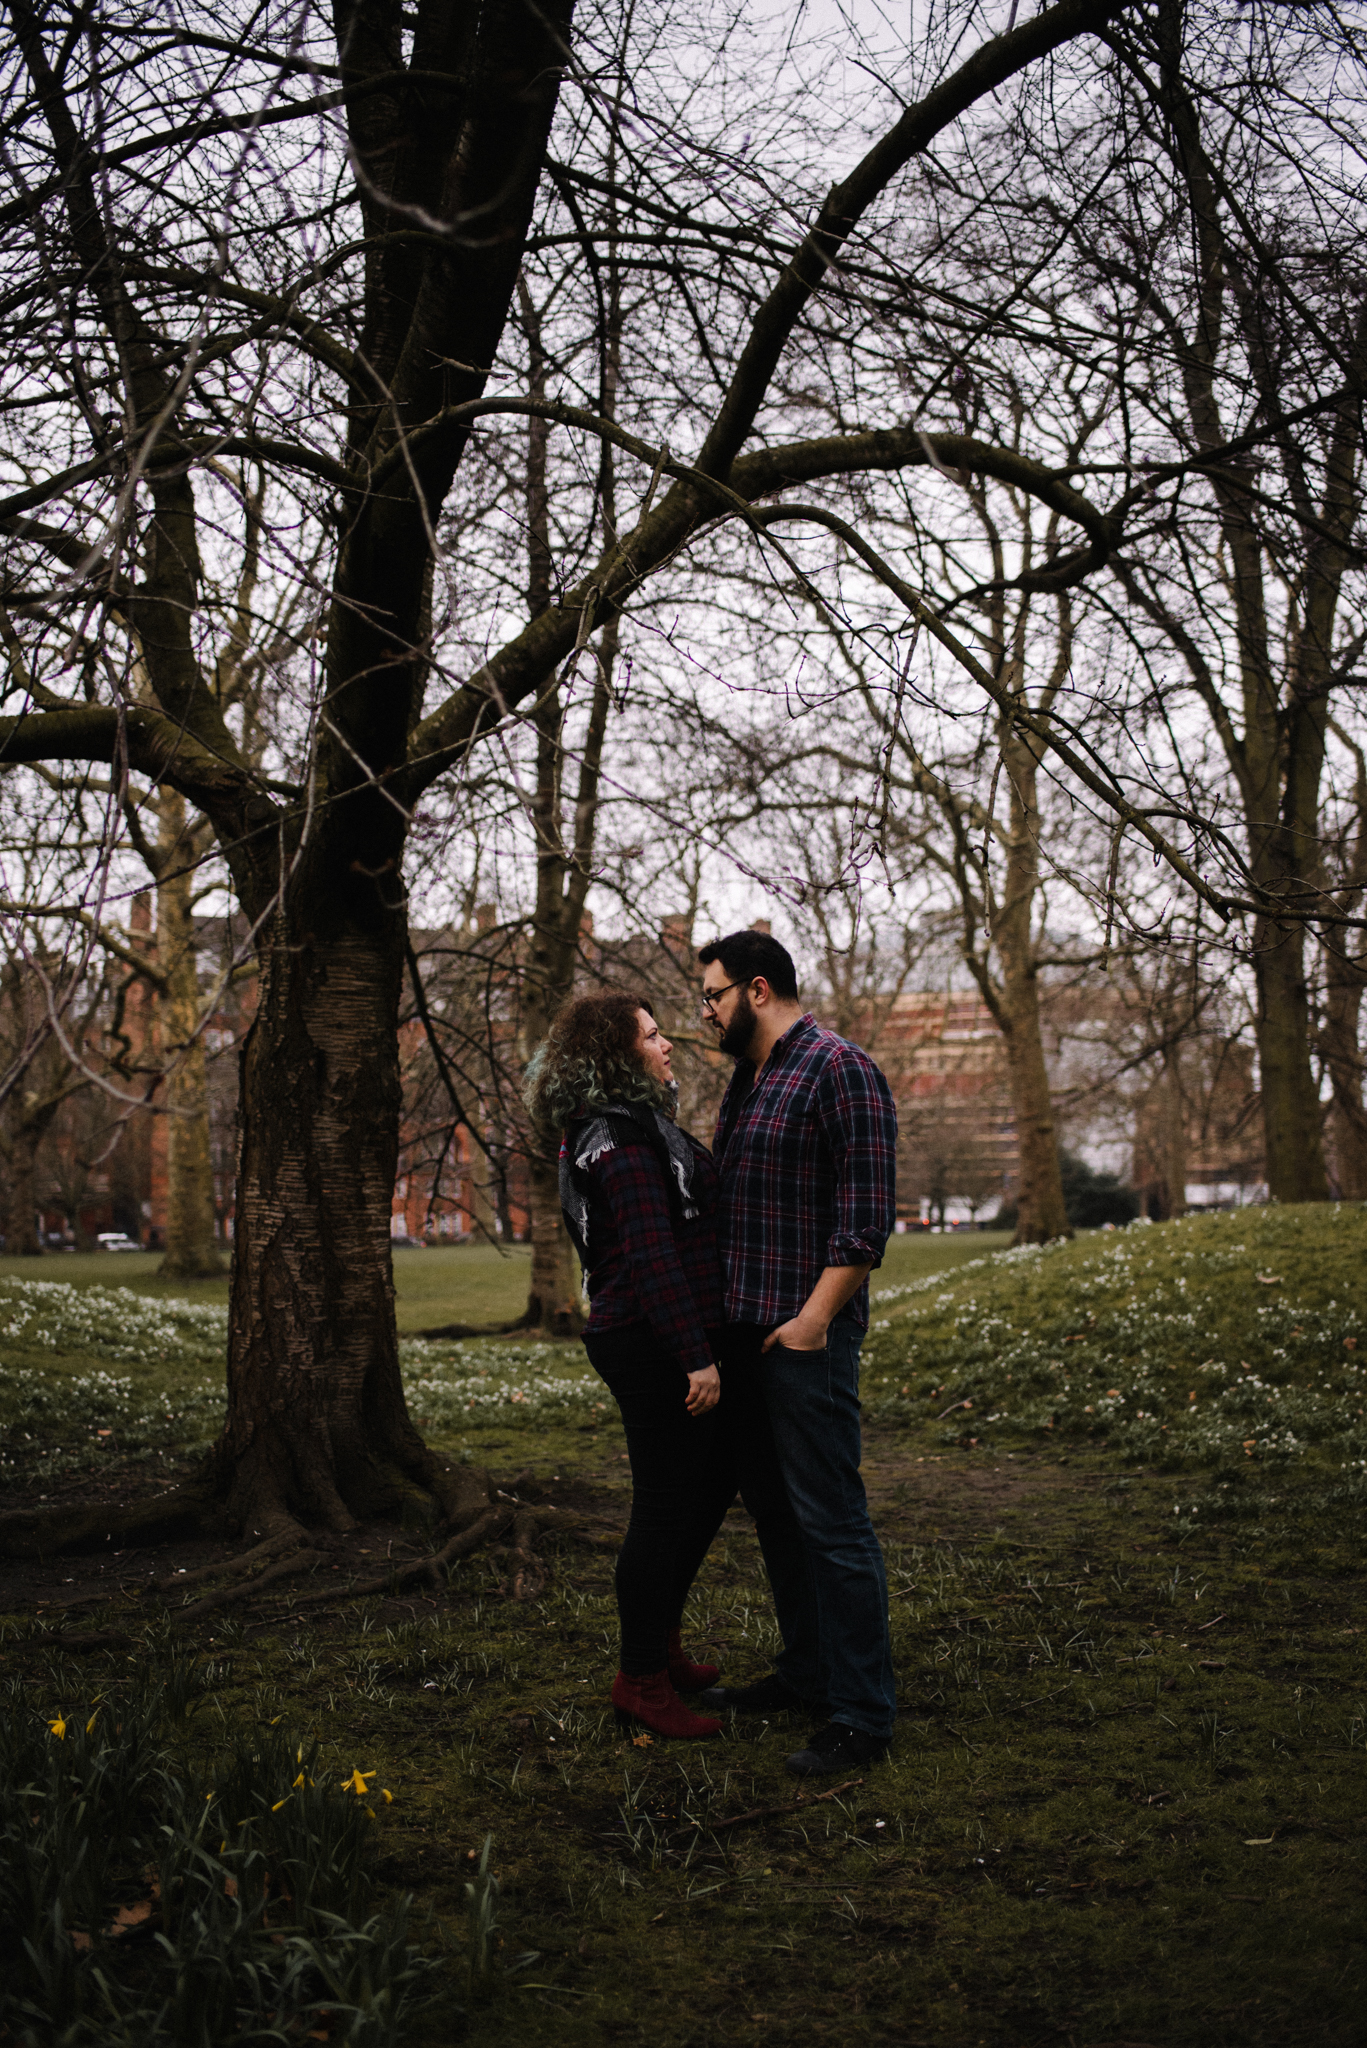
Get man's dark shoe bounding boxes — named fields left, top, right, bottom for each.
left=700, top=1672, right=818, bottom=1714
left=786, top=1721, right=890, bottom=1777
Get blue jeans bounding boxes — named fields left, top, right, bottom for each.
left=719, top=1312, right=895, bottom=1738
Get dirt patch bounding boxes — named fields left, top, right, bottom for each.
left=861, top=1426, right=1103, bottom=1546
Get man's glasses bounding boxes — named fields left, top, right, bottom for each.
left=701, top=977, right=748, bottom=1014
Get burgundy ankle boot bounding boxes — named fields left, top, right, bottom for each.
left=666, top=1627, right=720, bottom=1692
left=612, top=1669, right=721, bottom=1739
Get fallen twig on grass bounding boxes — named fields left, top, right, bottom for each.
left=691, top=1778, right=864, bottom=1833
left=0, top=1628, right=134, bottom=1654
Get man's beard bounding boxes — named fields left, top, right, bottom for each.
left=718, top=989, right=757, bottom=1060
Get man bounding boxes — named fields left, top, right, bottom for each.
left=699, top=928, right=897, bottom=1775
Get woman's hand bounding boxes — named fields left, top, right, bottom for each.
left=685, top=1365, right=721, bottom=1415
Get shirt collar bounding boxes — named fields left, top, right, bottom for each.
left=735, top=1011, right=817, bottom=1084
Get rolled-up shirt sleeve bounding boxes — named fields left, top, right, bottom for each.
left=816, top=1050, right=898, bottom=1269
left=589, top=1146, right=714, bottom=1375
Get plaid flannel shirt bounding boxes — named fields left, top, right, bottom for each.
left=569, top=1128, right=723, bottom=1375
left=713, top=1013, right=897, bottom=1330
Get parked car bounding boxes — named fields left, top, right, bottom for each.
left=96, top=1232, right=142, bottom=1253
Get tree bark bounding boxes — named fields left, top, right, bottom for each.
left=156, top=793, right=225, bottom=1279
left=1253, top=919, right=1329, bottom=1204
left=215, top=915, right=434, bottom=1539
left=1323, top=966, right=1367, bottom=1198
left=985, top=659, right=1070, bottom=1245
left=3, top=1120, right=43, bottom=1255
left=1155, top=1046, right=1188, bottom=1219
left=1320, top=757, right=1367, bottom=1199
left=997, top=961, right=1071, bottom=1245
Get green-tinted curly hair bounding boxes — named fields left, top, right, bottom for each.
left=523, top=989, right=673, bottom=1139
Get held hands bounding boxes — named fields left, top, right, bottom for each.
left=685, top=1364, right=721, bottom=1414
left=761, top=1312, right=829, bottom=1354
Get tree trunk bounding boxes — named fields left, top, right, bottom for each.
left=994, top=732, right=1071, bottom=1246
left=1159, top=1046, right=1188, bottom=1219
left=1253, top=919, right=1329, bottom=1204
left=215, top=918, right=433, bottom=1540
left=1001, top=980, right=1070, bottom=1244
left=157, top=796, right=225, bottom=1279
left=3, top=1122, right=43, bottom=1254
left=1322, top=954, right=1367, bottom=1201
left=525, top=1157, right=583, bottom=1334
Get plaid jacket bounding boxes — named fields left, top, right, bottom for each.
left=713, top=1013, right=897, bottom=1330
left=568, top=1127, right=723, bottom=1375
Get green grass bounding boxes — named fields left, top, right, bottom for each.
left=864, top=1206, right=1367, bottom=1471
left=0, top=1229, right=1009, bottom=1333
left=0, top=1244, right=536, bottom=1332
left=2, top=1210, right=1365, bottom=2043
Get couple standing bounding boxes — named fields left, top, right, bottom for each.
left=525, top=929, right=898, bottom=1776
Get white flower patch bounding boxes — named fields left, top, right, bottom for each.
left=0, top=1277, right=227, bottom=1366
left=399, top=1337, right=602, bottom=1425
left=0, top=1364, right=225, bottom=1482
left=861, top=1208, right=1367, bottom=1470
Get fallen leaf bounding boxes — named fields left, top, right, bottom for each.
left=105, top=1897, right=158, bottom=1938
left=1244, top=1835, right=1275, bottom=1845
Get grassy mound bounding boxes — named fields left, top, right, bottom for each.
left=864, top=1205, right=1367, bottom=1470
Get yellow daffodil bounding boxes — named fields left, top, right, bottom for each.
left=85, top=1710, right=99, bottom=1734
left=342, top=1768, right=376, bottom=1796
left=381, top=1788, right=393, bottom=1805
left=292, top=1771, right=306, bottom=1788
left=47, top=1714, right=66, bottom=1740
left=271, top=1796, right=290, bottom=1812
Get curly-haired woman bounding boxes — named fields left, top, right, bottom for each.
left=525, top=989, right=733, bottom=1739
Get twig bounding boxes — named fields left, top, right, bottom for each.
left=691, top=1777, right=863, bottom=1833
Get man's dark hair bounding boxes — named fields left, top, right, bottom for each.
left=697, top=929, right=799, bottom=1001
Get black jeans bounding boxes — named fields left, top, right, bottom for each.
left=583, top=1322, right=735, bottom=1676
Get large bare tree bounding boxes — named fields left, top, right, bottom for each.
left=3, top=0, right=1359, bottom=1564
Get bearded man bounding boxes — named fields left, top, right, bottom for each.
left=698, top=928, right=898, bottom=1775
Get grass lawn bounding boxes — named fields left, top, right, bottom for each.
left=0, top=1227, right=1011, bottom=1332
left=0, top=1209, right=1363, bottom=2044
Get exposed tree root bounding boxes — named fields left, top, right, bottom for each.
left=0, top=1481, right=216, bottom=1560
left=140, top=1528, right=307, bottom=1600
left=110, top=1466, right=624, bottom=1625
left=172, top=1548, right=329, bottom=1624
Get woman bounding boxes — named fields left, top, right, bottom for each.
left=525, top=990, right=734, bottom=1739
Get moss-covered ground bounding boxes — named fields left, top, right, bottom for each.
left=2, top=1210, right=1364, bottom=2044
